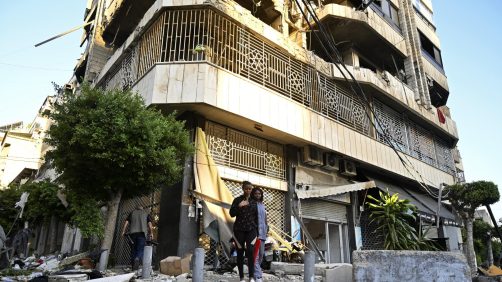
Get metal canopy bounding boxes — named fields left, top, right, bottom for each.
left=368, top=176, right=457, bottom=220
left=295, top=181, right=376, bottom=199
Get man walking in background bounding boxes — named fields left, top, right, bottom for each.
left=121, top=205, right=153, bottom=270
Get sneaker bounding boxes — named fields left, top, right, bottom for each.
left=250, top=279, right=256, bottom=282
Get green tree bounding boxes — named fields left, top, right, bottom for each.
left=448, top=181, right=500, bottom=276
left=366, top=190, right=437, bottom=251
left=473, top=219, right=492, bottom=265
left=21, top=181, right=70, bottom=223
left=0, top=186, right=22, bottom=234
left=45, top=84, right=193, bottom=255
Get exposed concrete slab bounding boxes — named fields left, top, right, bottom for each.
left=353, top=250, right=470, bottom=282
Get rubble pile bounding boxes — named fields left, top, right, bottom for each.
left=0, top=253, right=325, bottom=282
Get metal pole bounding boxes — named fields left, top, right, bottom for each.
left=192, top=247, right=205, bottom=282
left=485, top=205, right=502, bottom=240
left=436, top=184, right=443, bottom=228
left=142, top=245, right=153, bottom=278
left=98, top=249, right=108, bottom=272
left=304, top=251, right=315, bottom=282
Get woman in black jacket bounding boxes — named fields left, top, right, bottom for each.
left=230, top=181, right=258, bottom=282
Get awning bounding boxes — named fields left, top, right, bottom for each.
left=295, top=181, right=376, bottom=199
left=411, top=191, right=457, bottom=220
left=369, top=176, right=458, bottom=222
left=193, top=128, right=235, bottom=249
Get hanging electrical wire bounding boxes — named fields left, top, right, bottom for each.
left=291, top=0, right=446, bottom=199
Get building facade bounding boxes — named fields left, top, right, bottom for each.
left=76, top=0, right=464, bottom=264
left=0, top=97, right=55, bottom=189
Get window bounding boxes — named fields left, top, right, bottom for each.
left=418, top=30, right=443, bottom=67
left=412, top=0, right=434, bottom=25
left=373, top=0, right=400, bottom=28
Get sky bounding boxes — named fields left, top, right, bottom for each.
left=0, top=2, right=501, bottom=221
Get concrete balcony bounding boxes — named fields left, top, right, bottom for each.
left=316, top=4, right=407, bottom=63
left=101, top=0, right=156, bottom=46
left=422, top=50, right=449, bottom=92
left=94, top=2, right=457, bottom=149
left=131, top=62, right=456, bottom=187
left=332, top=64, right=457, bottom=140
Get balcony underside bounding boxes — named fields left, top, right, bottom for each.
left=102, top=0, right=156, bottom=46
left=129, top=62, right=456, bottom=187
left=311, top=16, right=406, bottom=71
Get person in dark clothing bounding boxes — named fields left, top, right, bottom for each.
left=121, top=205, right=153, bottom=270
left=230, top=181, right=258, bottom=282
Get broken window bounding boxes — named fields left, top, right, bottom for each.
left=418, top=30, right=443, bottom=68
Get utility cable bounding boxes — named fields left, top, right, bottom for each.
left=293, top=0, right=445, bottom=199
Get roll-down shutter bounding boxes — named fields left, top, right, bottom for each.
left=300, top=199, right=347, bottom=223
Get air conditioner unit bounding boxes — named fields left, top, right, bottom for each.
left=322, top=152, right=340, bottom=171
left=302, top=145, right=323, bottom=166
left=340, top=160, right=357, bottom=176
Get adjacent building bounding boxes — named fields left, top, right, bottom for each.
left=76, top=0, right=464, bottom=264
left=0, top=97, right=55, bottom=189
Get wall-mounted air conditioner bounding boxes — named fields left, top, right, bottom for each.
left=322, top=152, right=340, bottom=171
left=301, top=145, right=323, bottom=166
left=340, top=160, right=357, bottom=176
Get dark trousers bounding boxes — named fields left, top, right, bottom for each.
left=234, top=229, right=257, bottom=279
left=130, top=232, right=146, bottom=266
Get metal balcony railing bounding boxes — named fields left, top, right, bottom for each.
left=99, top=7, right=456, bottom=176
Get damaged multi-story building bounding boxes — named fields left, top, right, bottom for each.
left=75, top=0, right=465, bottom=265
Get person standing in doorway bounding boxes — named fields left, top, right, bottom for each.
left=251, top=187, right=267, bottom=282
left=121, top=205, right=153, bottom=270
left=230, top=181, right=258, bottom=282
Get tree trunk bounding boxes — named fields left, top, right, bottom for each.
left=487, top=236, right=494, bottom=266
left=465, top=217, right=477, bottom=276
left=100, top=189, right=123, bottom=253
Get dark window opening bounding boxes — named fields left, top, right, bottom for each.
left=359, top=56, right=377, bottom=73
left=372, top=0, right=400, bottom=28
left=418, top=30, right=443, bottom=67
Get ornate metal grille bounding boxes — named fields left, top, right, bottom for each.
left=374, top=99, right=409, bottom=153
left=224, top=179, right=287, bottom=233
left=103, top=47, right=139, bottom=90
left=100, top=8, right=370, bottom=136
left=98, top=7, right=455, bottom=176
left=407, top=121, right=437, bottom=167
left=111, top=190, right=161, bottom=266
left=434, top=137, right=455, bottom=175
left=205, top=121, right=286, bottom=180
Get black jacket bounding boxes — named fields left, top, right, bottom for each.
left=230, top=195, right=258, bottom=232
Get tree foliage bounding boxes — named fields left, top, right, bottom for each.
left=21, top=181, right=69, bottom=223
left=367, top=190, right=437, bottom=251
left=449, top=181, right=500, bottom=219
left=44, top=84, right=193, bottom=238
left=0, top=186, right=22, bottom=232
left=473, top=219, right=493, bottom=264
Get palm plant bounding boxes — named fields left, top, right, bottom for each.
left=366, top=189, right=437, bottom=250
